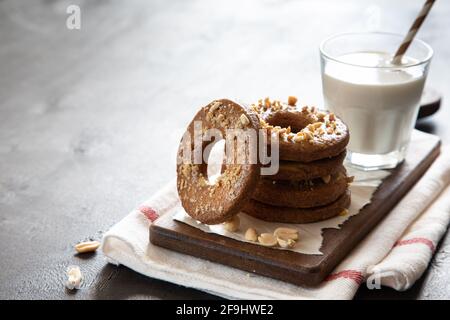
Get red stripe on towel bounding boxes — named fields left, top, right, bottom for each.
left=139, top=206, right=159, bottom=222
left=325, top=270, right=364, bottom=285
left=394, top=237, right=435, bottom=252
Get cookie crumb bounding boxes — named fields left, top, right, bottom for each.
left=65, top=265, right=82, bottom=290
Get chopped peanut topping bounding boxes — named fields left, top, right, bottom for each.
left=329, top=113, right=336, bottom=121
left=287, top=96, right=298, bottom=106
left=317, top=112, right=326, bottom=120
left=312, top=122, right=322, bottom=129
left=322, top=175, right=331, bottom=184
left=240, top=114, right=250, bottom=126
left=293, top=133, right=305, bottom=142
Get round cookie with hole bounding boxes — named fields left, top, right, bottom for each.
left=176, top=99, right=261, bottom=225
left=251, top=97, right=349, bottom=162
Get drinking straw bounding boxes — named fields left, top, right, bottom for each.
left=393, top=0, right=436, bottom=64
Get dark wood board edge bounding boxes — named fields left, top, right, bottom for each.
left=151, top=216, right=318, bottom=275
left=313, top=140, right=441, bottom=276
left=150, top=138, right=441, bottom=287
left=150, top=222, right=322, bottom=286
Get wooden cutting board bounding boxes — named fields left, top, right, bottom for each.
left=150, top=134, right=441, bottom=286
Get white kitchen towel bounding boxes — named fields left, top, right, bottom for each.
left=366, top=184, right=450, bottom=291
left=102, top=145, right=450, bottom=299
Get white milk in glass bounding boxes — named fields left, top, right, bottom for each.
left=322, top=51, right=425, bottom=156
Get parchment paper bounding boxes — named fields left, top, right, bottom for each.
left=174, top=166, right=390, bottom=255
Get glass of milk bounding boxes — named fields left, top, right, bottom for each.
left=320, top=32, right=432, bottom=170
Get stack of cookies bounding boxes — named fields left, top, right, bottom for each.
left=242, top=97, right=353, bottom=224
